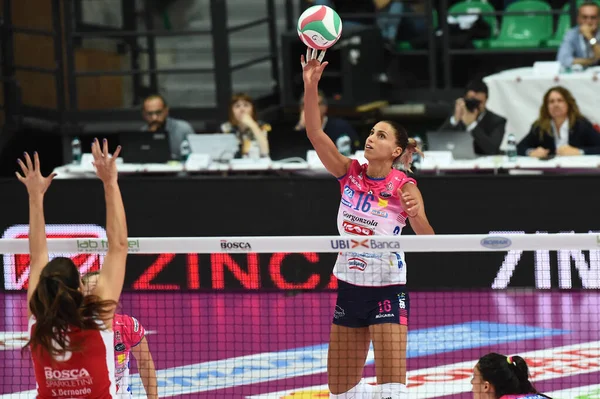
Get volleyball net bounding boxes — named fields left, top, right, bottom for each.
left=1, top=233, right=600, bottom=398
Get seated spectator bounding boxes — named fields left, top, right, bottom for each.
left=517, top=86, right=600, bottom=157
left=557, top=2, right=600, bottom=69
left=140, top=94, right=195, bottom=159
left=472, top=353, right=552, bottom=399
left=295, top=90, right=360, bottom=156
left=438, top=80, right=506, bottom=155
left=220, top=93, right=270, bottom=158
left=308, top=0, right=418, bottom=43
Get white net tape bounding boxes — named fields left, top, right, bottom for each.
left=0, top=233, right=596, bottom=254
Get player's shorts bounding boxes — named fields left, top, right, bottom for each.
left=332, top=280, right=410, bottom=328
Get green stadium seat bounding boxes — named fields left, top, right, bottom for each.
left=487, top=0, right=553, bottom=48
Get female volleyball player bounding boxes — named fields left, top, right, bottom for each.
left=19, top=138, right=128, bottom=398
left=301, top=48, right=434, bottom=399
left=472, top=353, right=552, bottom=399
left=82, top=271, right=158, bottom=398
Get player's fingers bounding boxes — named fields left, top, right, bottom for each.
left=34, top=152, right=40, bottom=172
left=306, top=47, right=311, bottom=62
left=17, top=158, right=28, bottom=176
left=113, top=145, right=122, bottom=159
left=24, top=152, right=33, bottom=171
left=317, top=50, right=326, bottom=62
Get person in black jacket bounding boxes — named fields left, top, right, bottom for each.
left=438, top=80, right=507, bottom=155
left=517, top=86, right=600, bottom=157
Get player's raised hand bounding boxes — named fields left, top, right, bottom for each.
left=92, top=138, right=121, bottom=184
left=16, top=152, right=57, bottom=196
left=301, top=47, right=328, bottom=88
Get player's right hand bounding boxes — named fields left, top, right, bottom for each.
left=301, top=47, right=328, bottom=88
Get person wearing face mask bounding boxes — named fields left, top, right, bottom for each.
left=557, top=1, right=600, bottom=69
left=517, top=86, right=600, bottom=158
left=471, top=353, right=552, bottom=399
left=220, top=93, right=271, bottom=158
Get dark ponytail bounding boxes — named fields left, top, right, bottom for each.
left=23, top=257, right=117, bottom=358
left=477, top=353, right=552, bottom=399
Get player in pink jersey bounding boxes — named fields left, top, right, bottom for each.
left=18, top=139, right=128, bottom=399
left=82, top=271, right=158, bottom=398
left=301, top=48, right=434, bottom=399
left=471, top=353, right=552, bottom=399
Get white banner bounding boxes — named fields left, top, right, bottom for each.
left=0, top=233, right=598, bottom=254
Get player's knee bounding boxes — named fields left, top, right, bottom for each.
left=329, top=380, right=376, bottom=398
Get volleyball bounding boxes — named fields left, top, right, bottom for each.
left=297, top=5, right=342, bottom=50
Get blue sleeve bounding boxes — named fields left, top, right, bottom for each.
left=557, top=29, right=577, bottom=68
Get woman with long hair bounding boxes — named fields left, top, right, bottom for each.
left=220, top=92, right=271, bottom=158
left=20, top=139, right=129, bottom=398
left=517, top=86, right=600, bottom=157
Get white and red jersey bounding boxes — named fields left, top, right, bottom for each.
left=29, top=316, right=116, bottom=399
left=113, top=314, right=146, bottom=398
left=334, top=160, right=416, bottom=286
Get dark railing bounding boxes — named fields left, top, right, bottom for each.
left=288, top=0, right=580, bottom=101
left=0, top=0, right=281, bottom=134
left=0, top=0, right=585, bottom=133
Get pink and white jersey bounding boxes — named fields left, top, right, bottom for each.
left=500, top=395, right=547, bottom=399
left=113, top=314, right=146, bottom=398
left=334, top=160, right=416, bottom=286
left=29, top=316, right=116, bottom=398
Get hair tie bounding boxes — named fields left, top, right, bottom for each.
left=507, top=356, right=515, bottom=366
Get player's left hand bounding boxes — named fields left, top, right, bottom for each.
left=16, top=152, right=57, bottom=196
left=401, top=191, right=420, bottom=218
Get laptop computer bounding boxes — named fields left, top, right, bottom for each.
left=187, top=134, right=239, bottom=162
left=425, top=130, right=478, bottom=160
left=119, top=131, right=173, bottom=163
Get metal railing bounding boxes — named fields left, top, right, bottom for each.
left=288, top=0, right=580, bottom=96
left=0, top=0, right=281, bottom=132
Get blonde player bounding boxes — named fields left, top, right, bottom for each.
left=82, top=272, right=158, bottom=398
left=301, top=48, right=435, bottom=399
left=20, top=139, right=128, bottom=398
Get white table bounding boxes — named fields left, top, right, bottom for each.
left=53, top=153, right=600, bottom=179
left=52, top=160, right=316, bottom=179
left=418, top=154, right=600, bottom=174
left=483, top=66, right=600, bottom=146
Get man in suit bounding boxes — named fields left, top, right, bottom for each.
left=438, top=80, right=507, bottom=155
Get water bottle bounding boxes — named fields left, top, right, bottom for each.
left=248, top=141, right=261, bottom=161
left=412, top=135, right=423, bottom=170
left=506, top=133, right=517, bottom=162
left=336, top=135, right=352, bottom=156
left=71, top=137, right=82, bottom=165
left=180, top=138, right=191, bottom=162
